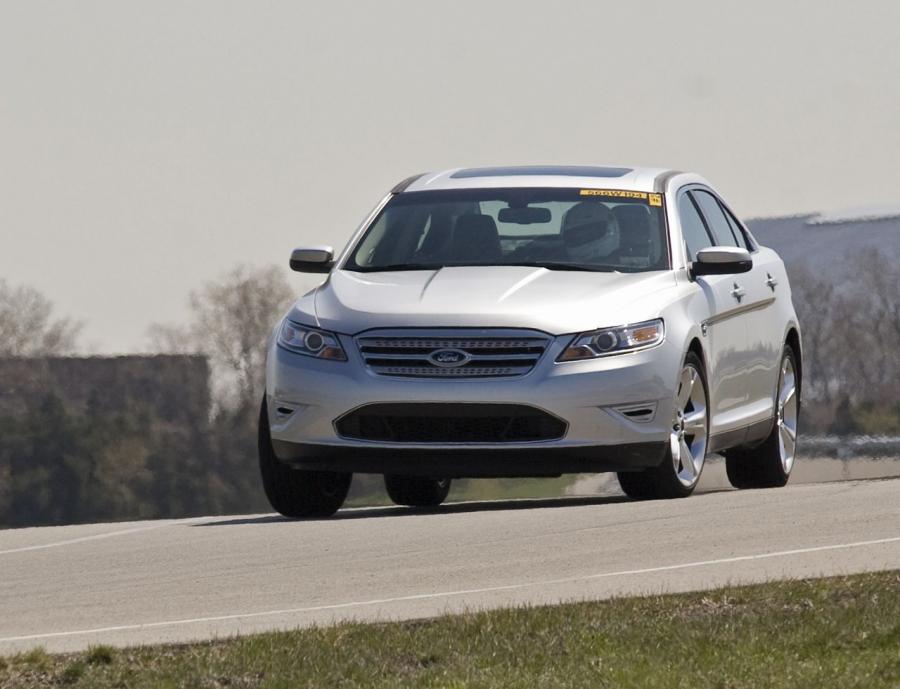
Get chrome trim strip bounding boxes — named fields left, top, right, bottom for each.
left=358, top=338, right=546, bottom=349
left=703, top=297, right=776, bottom=328
left=365, top=366, right=533, bottom=378
left=361, top=352, right=541, bottom=362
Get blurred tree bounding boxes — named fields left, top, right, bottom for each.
left=148, top=264, right=294, bottom=411
left=0, top=391, right=218, bottom=528
left=0, top=267, right=291, bottom=527
left=788, top=262, right=846, bottom=404
left=0, top=279, right=82, bottom=356
left=842, top=249, right=900, bottom=403
left=146, top=264, right=295, bottom=517
left=788, top=251, right=900, bottom=433
left=828, top=395, right=860, bottom=435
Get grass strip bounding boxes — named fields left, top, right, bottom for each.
left=2, top=571, right=898, bottom=688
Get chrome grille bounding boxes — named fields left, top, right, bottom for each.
left=357, top=331, right=551, bottom=378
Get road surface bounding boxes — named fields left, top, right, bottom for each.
left=1, top=476, right=898, bottom=654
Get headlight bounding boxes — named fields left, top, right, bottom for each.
left=277, top=320, right=347, bottom=361
left=558, top=319, right=665, bottom=361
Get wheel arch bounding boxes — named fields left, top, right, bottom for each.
left=686, top=336, right=706, bottom=371
left=785, top=326, right=802, bottom=391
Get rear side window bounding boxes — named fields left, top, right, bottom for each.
left=678, top=193, right=714, bottom=261
left=691, top=190, right=738, bottom=248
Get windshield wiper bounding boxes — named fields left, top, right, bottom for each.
left=504, top=261, right=619, bottom=272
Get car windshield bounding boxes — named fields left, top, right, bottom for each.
left=344, top=188, right=669, bottom=273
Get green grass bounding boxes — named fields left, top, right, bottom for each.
left=2, top=571, right=898, bottom=688
left=346, top=475, right=582, bottom=508
left=448, top=476, right=581, bottom=502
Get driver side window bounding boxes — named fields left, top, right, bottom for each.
left=691, top=190, right=739, bottom=248
left=678, top=192, right=714, bottom=261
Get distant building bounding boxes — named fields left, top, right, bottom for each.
left=0, top=354, right=210, bottom=425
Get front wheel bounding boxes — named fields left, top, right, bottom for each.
left=384, top=475, right=451, bottom=507
left=725, top=345, right=799, bottom=489
left=618, top=352, right=709, bottom=500
left=258, top=399, right=351, bottom=518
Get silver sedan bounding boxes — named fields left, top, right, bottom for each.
left=261, top=165, right=801, bottom=517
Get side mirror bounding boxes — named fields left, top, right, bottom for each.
left=290, top=246, right=334, bottom=274
left=691, top=246, right=752, bottom=277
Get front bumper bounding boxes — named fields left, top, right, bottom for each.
left=266, top=330, right=681, bottom=477
left=271, top=440, right=667, bottom=477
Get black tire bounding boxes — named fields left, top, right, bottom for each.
left=384, top=475, right=451, bottom=507
left=616, top=470, right=660, bottom=500
left=258, top=399, right=351, bottom=518
left=617, top=351, right=709, bottom=500
left=725, top=345, right=799, bottom=489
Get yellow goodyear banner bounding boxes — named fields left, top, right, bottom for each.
left=580, top=189, right=663, bottom=207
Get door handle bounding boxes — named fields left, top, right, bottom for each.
left=730, top=283, right=746, bottom=302
left=766, top=273, right=778, bottom=291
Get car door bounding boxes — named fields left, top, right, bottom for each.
left=717, top=199, right=784, bottom=422
left=692, top=189, right=782, bottom=423
left=677, top=189, right=754, bottom=435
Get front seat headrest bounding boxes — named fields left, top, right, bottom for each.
left=613, top=205, right=653, bottom=255
left=450, top=214, right=502, bottom=262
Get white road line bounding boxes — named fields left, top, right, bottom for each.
left=2, top=534, right=898, bottom=644
left=0, top=518, right=209, bottom=556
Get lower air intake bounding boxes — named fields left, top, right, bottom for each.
left=335, top=403, right=567, bottom=443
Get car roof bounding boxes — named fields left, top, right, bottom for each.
left=401, top=165, right=678, bottom=193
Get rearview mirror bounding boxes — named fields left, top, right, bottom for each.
left=497, top=206, right=552, bottom=224
left=290, top=246, right=334, bottom=274
left=691, top=247, right=752, bottom=277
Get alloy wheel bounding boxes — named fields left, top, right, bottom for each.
left=671, top=364, right=708, bottom=487
left=776, top=356, right=798, bottom=474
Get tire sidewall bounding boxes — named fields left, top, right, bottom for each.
left=771, top=344, right=800, bottom=483
left=653, top=351, right=709, bottom=497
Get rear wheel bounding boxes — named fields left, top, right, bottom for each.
left=258, top=399, right=351, bottom=518
left=618, top=352, right=709, bottom=500
left=384, top=475, right=451, bottom=507
left=725, top=345, right=799, bottom=489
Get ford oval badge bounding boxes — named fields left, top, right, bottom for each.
left=428, top=348, right=471, bottom=368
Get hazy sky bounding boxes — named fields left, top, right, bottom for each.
left=2, top=1, right=899, bottom=352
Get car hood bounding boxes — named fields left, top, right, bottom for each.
left=289, top=266, right=677, bottom=336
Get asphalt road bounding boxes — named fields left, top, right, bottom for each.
left=1, top=476, right=899, bottom=654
